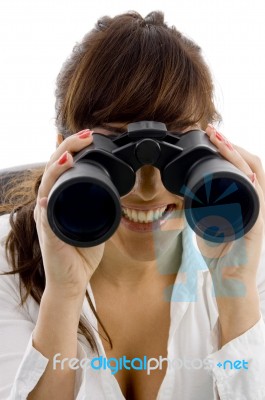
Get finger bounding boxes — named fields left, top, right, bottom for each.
left=206, top=125, right=265, bottom=227
left=45, top=129, right=94, bottom=172
left=37, top=196, right=66, bottom=247
left=38, top=150, right=74, bottom=199
left=252, top=174, right=265, bottom=222
left=206, top=125, right=265, bottom=196
left=205, top=125, right=253, bottom=177
left=233, top=144, right=265, bottom=195
left=39, top=129, right=94, bottom=198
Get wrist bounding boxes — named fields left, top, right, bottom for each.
left=210, top=264, right=257, bottom=298
left=216, top=286, right=260, bottom=346
left=33, top=288, right=82, bottom=365
left=44, top=281, right=88, bottom=302
left=42, top=285, right=86, bottom=319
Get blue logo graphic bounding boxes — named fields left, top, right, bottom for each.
left=216, top=359, right=249, bottom=370
left=153, top=173, right=248, bottom=302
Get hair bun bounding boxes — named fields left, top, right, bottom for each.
left=95, top=16, right=112, bottom=32
left=144, top=11, right=165, bottom=26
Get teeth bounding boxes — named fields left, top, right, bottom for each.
left=122, top=206, right=168, bottom=223
left=138, top=211, right=146, bottom=223
left=154, top=209, right=160, bottom=220
left=131, top=210, right=137, bottom=222
left=147, top=210, right=154, bottom=222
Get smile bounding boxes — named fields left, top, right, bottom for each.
left=121, top=204, right=176, bottom=224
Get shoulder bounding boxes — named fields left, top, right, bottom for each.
left=0, top=213, right=39, bottom=319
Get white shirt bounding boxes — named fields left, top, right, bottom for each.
left=0, top=213, right=265, bottom=400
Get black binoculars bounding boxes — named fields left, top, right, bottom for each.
left=47, top=121, right=259, bottom=247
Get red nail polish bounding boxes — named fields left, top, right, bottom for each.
left=215, top=131, right=224, bottom=142
left=77, top=129, right=93, bottom=139
left=58, top=151, right=68, bottom=165
left=251, top=173, right=256, bottom=183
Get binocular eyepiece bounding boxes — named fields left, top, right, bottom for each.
left=47, top=121, right=259, bottom=247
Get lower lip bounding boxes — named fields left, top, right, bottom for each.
left=120, top=205, right=176, bottom=233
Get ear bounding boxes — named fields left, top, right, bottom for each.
left=56, top=133, right=64, bottom=147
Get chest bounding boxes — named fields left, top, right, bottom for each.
left=93, top=291, right=172, bottom=400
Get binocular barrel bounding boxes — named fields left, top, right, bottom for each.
left=47, top=162, right=122, bottom=247
left=47, top=122, right=259, bottom=247
left=183, top=158, right=259, bottom=243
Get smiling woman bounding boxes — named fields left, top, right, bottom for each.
left=0, top=10, right=265, bottom=400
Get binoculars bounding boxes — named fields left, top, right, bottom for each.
left=47, top=121, right=259, bottom=247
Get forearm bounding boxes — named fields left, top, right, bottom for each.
left=28, top=287, right=85, bottom=400
left=216, top=283, right=260, bottom=347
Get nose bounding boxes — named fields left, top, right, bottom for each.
left=132, top=165, right=165, bottom=201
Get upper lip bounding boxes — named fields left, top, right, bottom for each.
left=121, top=203, right=174, bottom=211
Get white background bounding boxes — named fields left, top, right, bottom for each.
left=0, top=0, right=265, bottom=169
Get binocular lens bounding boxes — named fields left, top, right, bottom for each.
left=49, top=182, right=120, bottom=246
left=185, top=176, right=257, bottom=242
left=47, top=162, right=123, bottom=247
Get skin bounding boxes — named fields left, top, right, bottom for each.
left=29, top=123, right=265, bottom=399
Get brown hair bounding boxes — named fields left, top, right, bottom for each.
left=0, top=10, right=221, bottom=353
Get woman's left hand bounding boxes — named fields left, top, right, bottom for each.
left=196, top=124, right=265, bottom=346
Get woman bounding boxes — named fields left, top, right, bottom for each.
left=0, top=10, right=265, bottom=400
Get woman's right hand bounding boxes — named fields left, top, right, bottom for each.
left=34, top=129, right=105, bottom=298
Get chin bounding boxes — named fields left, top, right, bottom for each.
left=109, top=223, right=183, bottom=262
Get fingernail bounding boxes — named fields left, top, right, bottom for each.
left=58, top=151, right=68, bottom=165
left=215, top=131, right=224, bottom=142
left=76, top=129, right=93, bottom=139
left=248, top=172, right=256, bottom=183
